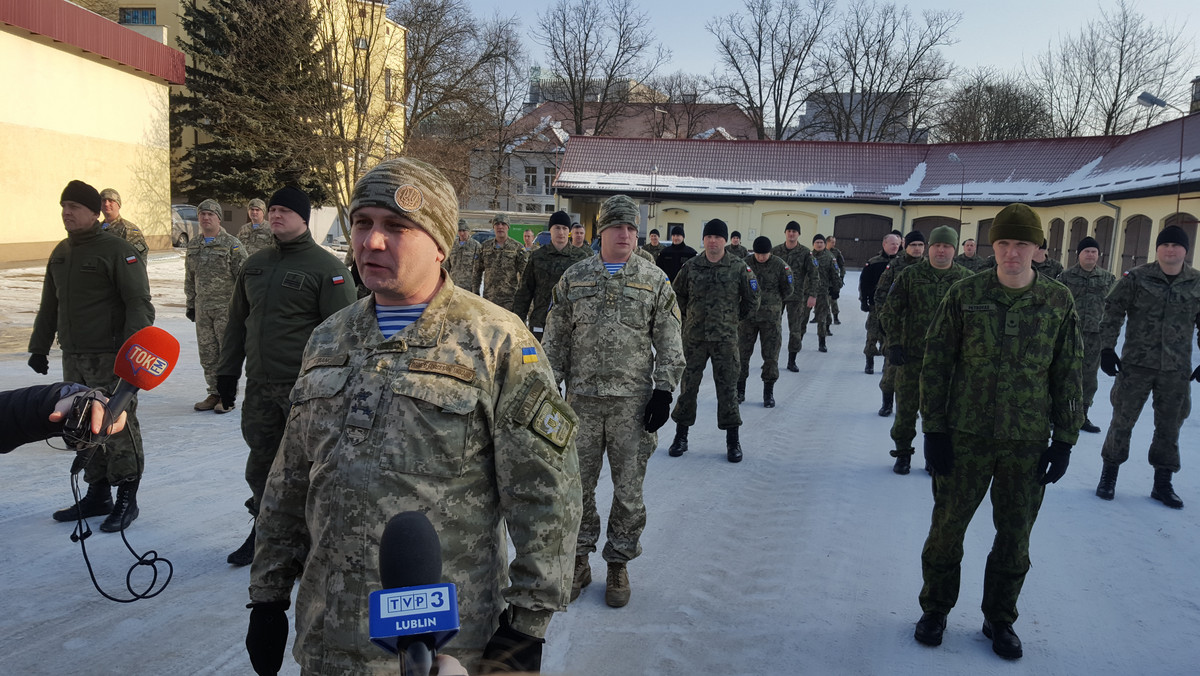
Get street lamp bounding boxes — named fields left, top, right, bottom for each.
left=1136, top=90, right=1189, bottom=222
left=948, top=153, right=965, bottom=227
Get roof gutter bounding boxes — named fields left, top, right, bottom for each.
left=1099, top=195, right=1121, bottom=266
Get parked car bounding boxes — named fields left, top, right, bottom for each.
left=171, top=204, right=201, bottom=247
left=471, top=230, right=495, bottom=244
left=534, top=230, right=553, bottom=246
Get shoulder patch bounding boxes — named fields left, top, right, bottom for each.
left=332, top=274, right=346, bottom=285
left=125, top=255, right=138, bottom=264
left=521, top=346, right=539, bottom=363
left=531, top=398, right=574, bottom=448
left=750, top=278, right=758, bottom=291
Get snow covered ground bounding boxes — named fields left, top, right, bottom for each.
left=2, top=255, right=1198, bottom=675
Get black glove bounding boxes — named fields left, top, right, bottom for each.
left=829, top=287, right=840, bottom=300
left=479, top=609, right=544, bottom=674
left=1191, top=365, right=1200, bottom=383
left=924, top=432, right=953, bottom=476
left=888, top=345, right=906, bottom=366
left=642, top=389, right=673, bottom=432
left=1038, top=440, right=1072, bottom=485
left=860, top=299, right=870, bottom=313
left=28, top=353, right=49, bottom=375
left=245, top=601, right=289, bottom=676
left=217, top=375, right=239, bottom=409
left=1100, top=348, right=1121, bottom=377
left=186, top=307, right=196, bottom=322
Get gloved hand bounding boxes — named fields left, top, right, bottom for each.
left=1100, top=348, right=1121, bottom=376
left=186, top=307, right=196, bottom=322
left=1191, top=365, right=1200, bottom=383
left=479, top=609, right=544, bottom=674
left=830, top=287, right=840, bottom=300
left=860, top=299, right=870, bottom=313
left=217, top=375, right=239, bottom=410
left=888, top=345, right=906, bottom=366
left=28, top=353, right=49, bottom=375
left=1038, top=440, right=1072, bottom=485
left=245, top=600, right=289, bottom=676
left=642, top=389, right=673, bottom=433
left=924, top=432, right=953, bottom=476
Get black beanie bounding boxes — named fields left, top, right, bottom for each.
left=731, top=230, right=742, bottom=239
left=1076, top=236, right=1100, bottom=253
left=649, top=228, right=660, bottom=236
left=753, top=236, right=772, bottom=254
left=812, top=233, right=826, bottom=243
left=61, top=180, right=101, bottom=214
left=891, top=229, right=903, bottom=237
left=670, top=225, right=685, bottom=237
left=269, top=186, right=311, bottom=223
left=785, top=220, right=801, bottom=233
left=703, top=219, right=729, bottom=240
left=548, top=210, right=571, bottom=228
left=1157, top=225, right=1189, bottom=251
left=904, top=230, right=925, bottom=246
left=1039, top=238, right=1048, bottom=250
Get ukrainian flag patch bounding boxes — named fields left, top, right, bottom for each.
left=522, top=346, right=539, bottom=363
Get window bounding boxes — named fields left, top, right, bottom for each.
left=524, top=167, right=538, bottom=194
left=354, top=37, right=370, bottom=50
left=545, top=204, right=555, bottom=213
left=384, top=69, right=394, bottom=101
left=543, top=169, right=555, bottom=195
left=118, top=8, right=156, bottom=25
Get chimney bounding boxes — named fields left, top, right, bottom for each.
left=1192, top=76, right=1200, bottom=115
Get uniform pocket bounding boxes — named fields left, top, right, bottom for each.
left=566, top=285, right=601, bottom=324
left=381, top=377, right=480, bottom=478
left=619, top=284, right=653, bottom=328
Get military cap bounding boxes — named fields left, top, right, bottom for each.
left=753, top=236, right=772, bottom=254
left=99, top=188, right=121, bottom=206
left=490, top=213, right=509, bottom=226
left=457, top=218, right=469, bottom=231
left=928, top=225, right=958, bottom=249
left=248, top=198, right=266, bottom=211
left=597, top=195, right=639, bottom=233
left=61, top=180, right=101, bottom=214
left=198, top=199, right=222, bottom=215
left=989, top=203, right=1043, bottom=244
left=350, top=157, right=458, bottom=254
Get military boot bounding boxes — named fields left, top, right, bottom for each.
left=52, top=480, right=112, bottom=522
left=605, top=562, right=630, bottom=608
left=818, top=335, right=828, bottom=353
left=1095, top=462, right=1118, bottom=500
left=100, top=479, right=140, bottom=532
left=787, top=352, right=799, bottom=372
left=891, top=449, right=913, bottom=475
left=736, top=380, right=746, bottom=403
left=194, top=394, right=220, bottom=411
left=1151, top=468, right=1184, bottom=509
left=865, top=355, right=874, bottom=375
left=571, top=554, right=592, bottom=602
left=878, top=392, right=893, bottom=417
left=668, top=425, right=689, bottom=457
left=833, top=312, right=840, bottom=325
left=763, top=382, right=775, bottom=408
left=1080, top=408, right=1100, bottom=433
left=982, top=619, right=1022, bottom=659
left=914, top=611, right=946, bottom=646
left=726, top=427, right=743, bottom=463
left=227, top=527, right=256, bottom=567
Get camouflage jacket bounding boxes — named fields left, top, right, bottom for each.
left=1057, top=264, right=1116, bottom=334
left=102, top=216, right=149, bottom=260
left=185, top=229, right=247, bottom=312
left=479, top=237, right=527, bottom=310
left=810, top=249, right=843, bottom=297
left=641, top=242, right=665, bottom=261
left=445, top=237, right=482, bottom=294
left=828, top=246, right=847, bottom=280
left=874, top=252, right=922, bottom=310
left=879, top=259, right=973, bottom=357
left=920, top=270, right=1083, bottom=444
left=673, top=251, right=759, bottom=344
left=236, top=222, right=276, bottom=257
left=744, top=254, right=794, bottom=321
left=512, top=243, right=592, bottom=330
left=249, top=276, right=582, bottom=673
left=1099, top=262, right=1200, bottom=372
left=771, top=242, right=817, bottom=298
left=953, top=253, right=985, bottom=273
left=544, top=254, right=684, bottom=397
left=726, top=243, right=749, bottom=259
left=1034, top=257, right=1065, bottom=279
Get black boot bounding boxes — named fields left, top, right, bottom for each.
left=100, top=479, right=140, bottom=532
left=1080, top=408, right=1101, bottom=433
left=833, top=313, right=840, bottom=325
left=818, top=335, right=827, bottom=353
left=227, top=526, right=256, bottom=566
left=787, top=352, right=799, bottom=372
left=1151, top=468, right=1184, bottom=508
left=983, top=619, right=1022, bottom=659
left=53, top=480, right=113, bottom=522
left=726, top=427, right=743, bottom=463
left=878, top=391, right=893, bottom=417
left=865, top=355, right=874, bottom=374
left=737, top=380, right=746, bottom=404
left=763, top=382, right=775, bottom=408
left=1095, top=462, right=1118, bottom=500
left=914, top=611, right=946, bottom=646
left=891, top=449, right=912, bottom=475
left=668, top=425, right=689, bottom=457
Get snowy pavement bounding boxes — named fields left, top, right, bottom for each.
left=1, top=259, right=1198, bottom=675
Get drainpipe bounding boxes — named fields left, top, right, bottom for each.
left=1099, top=195, right=1121, bottom=269
left=899, top=201, right=907, bottom=233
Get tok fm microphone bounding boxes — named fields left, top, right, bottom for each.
left=108, top=326, right=180, bottom=420
left=370, top=511, right=461, bottom=676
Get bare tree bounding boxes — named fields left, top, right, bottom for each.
left=647, top=71, right=720, bottom=138
left=473, top=17, right=536, bottom=209
left=933, top=68, right=1051, bottom=142
left=1028, top=31, right=1096, bottom=137
left=535, top=0, right=669, bottom=137
left=707, top=0, right=834, bottom=141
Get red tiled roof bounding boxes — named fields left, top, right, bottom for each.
left=514, top=101, right=758, bottom=144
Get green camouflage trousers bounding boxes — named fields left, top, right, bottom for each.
left=672, top=340, right=742, bottom=430
left=890, top=360, right=921, bottom=451
left=739, top=317, right=783, bottom=383
left=812, top=294, right=831, bottom=338
left=1101, top=364, right=1191, bottom=472
left=864, top=311, right=885, bottom=358
left=242, top=380, right=294, bottom=515
left=782, top=300, right=808, bottom=353
left=879, top=355, right=897, bottom=397
left=62, top=351, right=144, bottom=485
left=830, top=297, right=840, bottom=320
left=569, top=393, right=656, bottom=563
left=920, top=431, right=1045, bottom=624
left=1081, top=331, right=1102, bottom=409
left=196, top=306, right=229, bottom=396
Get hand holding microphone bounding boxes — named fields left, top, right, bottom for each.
left=246, top=600, right=290, bottom=676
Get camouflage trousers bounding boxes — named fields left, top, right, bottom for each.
left=62, top=351, right=143, bottom=485
left=482, top=281, right=518, bottom=313
left=195, top=306, right=229, bottom=396
left=890, top=359, right=922, bottom=451
left=1081, top=331, right=1102, bottom=409
left=569, top=393, right=656, bottom=563
left=1101, top=364, right=1191, bottom=472
left=782, top=300, right=808, bottom=353
left=672, top=340, right=742, bottom=430
left=243, top=380, right=295, bottom=515
left=812, top=294, right=831, bottom=338
left=879, top=355, right=897, bottom=397
left=920, top=431, right=1045, bottom=625
left=864, top=310, right=885, bottom=358
left=738, top=315, right=783, bottom=383
left=830, top=296, right=840, bottom=320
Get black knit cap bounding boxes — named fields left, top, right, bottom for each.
left=548, top=210, right=572, bottom=228
left=649, top=228, right=660, bottom=236
left=904, top=230, right=925, bottom=246
left=1039, top=238, right=1048, bottom=250
left=731, top=230, right=742, bottom=239
left=1077, top=236, right=1100, bottom=253
left=269, top=186, right=311, bottom=223
left=703, top=219, right=728, bottom=240
left=812, top=233, right=826, bottom=243
left=1157, top=225, right=1189, bottom=251
left=753, top=236, right=772, bottom=254
left=785, top=220, right=801, bottom=233
left=670, top=225, right=685, bottom=237
left=61, top=180, right=101, bottom=214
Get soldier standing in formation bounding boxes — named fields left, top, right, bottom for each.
left=236, top=198, right=275, bottom=256
left=874, top=231, right=925, bottom=415
left=216, top=186, right=356, bottom=566
left=1056, top=236, right=1116, bottom=433
left=246, top=158, right=581, bottom=675
left=571, top=222, right=591, bottom=253
left=738, top=236, right=794, bottom=407
left=544, top=194, right=684, bottom=609
left=860, top=231, right=902, bottom=375
left=185, top=199, right=247, bottom=412
left=512, top=210, right=591, bottom=342
left=772, top=221, right=817, bottom=371
left=668, top=218, right=759, bottom=463
left=954, top=238, right=985, bottom=272
left=878, top=226, right=972, bottom=474
left=522, top=228, right=539, bottom=252
left=726, top=231, right=749, bottom=259
left=825, top=235, right=847, bottom=324
left=478, top=213, right=528, bottom=311
left=99, top=187, right=149, bottom=261
left=914, top=203, right=1082, bottom=660
left=1032, top=239, right=1064, bottom=278
left=656, top=225, right=697, bottom=281
left=445, top=218, right=482, bottom=293
left=1095, top=225, right=1200, bottom=508
left=30, top=180, right=154, bottom=532
left=808, top=234, right=842, bottom=352
left=641, top=228, right=665, bottom=261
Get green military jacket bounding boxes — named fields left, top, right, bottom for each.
left=879, top=259, right=973, bottom=357
left=479, top=237, right=528, bottom=309
left=218, top=228, right=357, bottom=384
left=29, top=223, right=154, bottom=355
left=1099, top=262, right=1200, bottom=372
left=445, top=237, right=482, bottom=293
left=920, top=270, right=1083, bottom=444
left=810, top=249, right=843, bottom=297
left=673, top=251, right=759, bottom=344
left=641, top=242, right=665, bottom=261
left=102, top=216, right=149, bottom=260
left=828, top=246, right=847, bottom=280
left=185, top=228, right=248, bottom=312
left=512, top=243, right=592, bottom=330
left=771, top=241, right=817, bottom=298
left=1057, top=264, right=1116, bottom=334
left=744, top=254, right=794, bottom=322
left=726, top=243, right=749, bottom=260
left=874, top=252, right=922, bottom=310
left=1034, top=257, right=1064, bottom=279
left=953, top=253, right=985, bottom=273
left=236, top=222, right=276, bottom=257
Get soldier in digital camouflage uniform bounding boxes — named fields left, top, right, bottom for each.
left=954, top=238, right=986, bottom=273
left=99, top=188, right=149, bottom=261
left=479, top=213, right=528, bottom=311
left=860, top=232, right=902, bottom=375
left=236, top=198, right=275, bottom=256
left=513, top=210, right=591, bottom=341
left=914, top=203, right=1082, bottom=660
left=543, top=194, right=684, bottom=609
left=185, top=199, right=247, bottom=412
left=641, top=228, right=665, bottom=261
left=808, top=234, right=842, bottom=351
left=878, top=226, right=972, bottom=474
left=772, top=221, right=818, bottom=370
left=874, top=231, right=925, bottom=415
left=668, top=218, right=759, bottom=463
left=445, top=218, right=482, bottom=293
left=826, top=235, right=847, bottom=324
left=246, top=158, right=581, bottom=676
left=29, top=180, right=154, bottom=533
left=1056, top=236, right=1116, bottom=434
left=738, top=236, right=793, bottom=407
left=726, top=231, right=749, bottom=259
left=1095, top=225, right=1200, bottom=509
left=1032, top=239, right=1064, bottom=278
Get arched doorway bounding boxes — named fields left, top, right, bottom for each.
left=1067, top=217, right=1088, bottom=267
left=1048, top=218, right=1065, bottom=265
left=833, top=213, right=894, bottom=269
left=1121, top=215, right=1152, bottom=273
left=1094, top=216, right=1114, bottom=271
left=911, top=216, right=960, bottom=245
left=976, top=219, right=994, bottom=261
left=1165, top=213, right=1199, bottom=266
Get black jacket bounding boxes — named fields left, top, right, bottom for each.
left=1, top=383, right=74, bottom=453
left=657, top=243, right=698, bottom=281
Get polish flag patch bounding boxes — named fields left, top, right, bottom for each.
left=125, top=255, right=138, bottom=264
left=332, top=275, right=345, bottom=285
